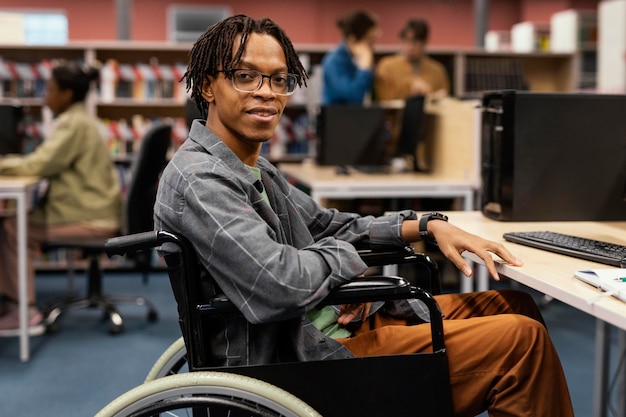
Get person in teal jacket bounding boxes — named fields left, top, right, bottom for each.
left=321, top=10, right=379, bottom=105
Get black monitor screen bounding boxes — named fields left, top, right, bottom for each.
left=395, top=94, right=426, bottom=157
left=0, top=104, right=25, bottom=156
left=315, top=105, right=388, bottom=169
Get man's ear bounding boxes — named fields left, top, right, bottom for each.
left=201, top=79, right=215, bottom=103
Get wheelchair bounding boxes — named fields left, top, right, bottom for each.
left=96, top=230, right=454, bottom=417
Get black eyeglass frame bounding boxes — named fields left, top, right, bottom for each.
left=216, top=68, right=299, bottom=96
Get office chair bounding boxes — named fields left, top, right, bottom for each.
left=40, top=123, right=172, bottom=334
left=97, top=231, right=454, bottom=416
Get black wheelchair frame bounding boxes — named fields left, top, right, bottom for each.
left=102, top=230, right=454, bottom=416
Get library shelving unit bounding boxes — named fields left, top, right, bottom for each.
left=0, top=42, right=581, bottom=178
left=550, top=9, right=598, bottom=91
left=433, top=49, right=576, bottom=97
left=0, top=40, right=579, bottom=122
left=597, top=0, right=626, bottom=93
left=0, top=41, right=581, bottom=172
left=299, top=43, right=577, bottom=99
left=0, top=41, right=579, bottom=273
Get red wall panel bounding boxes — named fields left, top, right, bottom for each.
left=0, top=0, right=600, bottom=46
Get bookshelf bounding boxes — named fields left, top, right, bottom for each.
left=0, top=41, right=579, bottom=273
left=0, top=41, right=579, bottom=154
left=597, top=0, right=626, bottom=93
left=550, top=9, right=598, bottom=91
left=425, top=49, right=575, bottom=97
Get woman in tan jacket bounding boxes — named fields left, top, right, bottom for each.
left=0, top=62, right=120, bottom=336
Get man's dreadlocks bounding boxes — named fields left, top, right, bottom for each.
left=183, top=14, right=308, bottom=118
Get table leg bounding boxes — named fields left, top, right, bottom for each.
left=593, top=319, right=611, bottom=417
left=462, top=190, right=474, bottom=211
left=15, top=191, right=30, bottom=362
left=460, top=261, right=489, bottom=293
left=617, top=330, right=626, bottom=417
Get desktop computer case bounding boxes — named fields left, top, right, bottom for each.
left=0, top=104, right=25, bottom=155
left=481, top=90, right=626, bottom=221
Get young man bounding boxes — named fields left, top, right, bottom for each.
left=154, top=14, right=574, bottom=416
left=375, top=18, right=450, bottom=101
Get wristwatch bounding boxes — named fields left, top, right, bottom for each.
left=419, top=212, right=449, bottom=244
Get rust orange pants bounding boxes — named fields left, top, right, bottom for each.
left=339, top=289, right=574, bottom=417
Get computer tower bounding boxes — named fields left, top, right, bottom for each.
left=0, top=104, right=25, bottom=155
left=481, top=90, right=626, bottom=221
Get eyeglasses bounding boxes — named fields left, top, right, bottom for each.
left=218, top=69, right=299, bottom=96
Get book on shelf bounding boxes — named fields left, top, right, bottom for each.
left=464, top=57, right=527, bottom=96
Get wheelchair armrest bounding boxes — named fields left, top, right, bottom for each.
left=320, top=276, right=445, bottom=352
left=358, top=245, right=421, bottom=266
left=358, top=245, right=442, bottom=295
left=197, top=276, right=445, bottom=352
left=198, top=277, right=414, bottom=313
left=319, top=276, right=413, bottom=306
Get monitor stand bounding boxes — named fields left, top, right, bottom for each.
left=334, top=165, right=390, bottom=175
left=353, top=165, right=389, bottom=174
left=335, top=165, right=351, bottom=175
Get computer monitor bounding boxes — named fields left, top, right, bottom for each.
left=0, top=104, right=25, bottom=155
left=395, top=95, right=426, bottom=157
left=394, top=95, right=426, bottom=172
left=315, top=105, right=389, bottom=171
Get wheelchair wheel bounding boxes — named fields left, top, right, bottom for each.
left=95, top=372, right=321, bottom=417
left=145, top=336, right=187, bottom=382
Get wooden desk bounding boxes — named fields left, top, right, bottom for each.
left=279, top=162, right=478, bottom=211
left=0, top=176, right=40, bottom=362
left=280, top=98, right=481, bottom=211
left=446, top=210, right=626, bottom=417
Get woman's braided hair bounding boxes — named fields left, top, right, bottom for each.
left=183, top=14, right=308, bottom=118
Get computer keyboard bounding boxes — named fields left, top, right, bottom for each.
left=503, top=231, right=626, bottom=267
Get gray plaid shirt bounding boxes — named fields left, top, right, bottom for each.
left=154, top=121, right=427, bottom=366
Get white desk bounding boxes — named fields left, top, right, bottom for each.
left=279, top=162, right=478, bottom=211
left=0, top=176, right=40, bottom=362
left=447, top=210, right=626, bottom=417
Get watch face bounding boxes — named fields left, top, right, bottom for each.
left=427, top=212, right=448, bottom=221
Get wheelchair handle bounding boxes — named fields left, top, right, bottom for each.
left=105, top=231, right=159, bottom=257
left=105, top=230, right=192, bottom=258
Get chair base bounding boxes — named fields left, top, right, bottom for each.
left=40, top=239, right=159, bottom=334
left=43, top=293, right=159, bottom=334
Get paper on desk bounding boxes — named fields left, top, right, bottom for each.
left=574, top=268, right=626, bottom=304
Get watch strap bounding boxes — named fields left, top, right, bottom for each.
left=419, top=212, right=449, bottom=244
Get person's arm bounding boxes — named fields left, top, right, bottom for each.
left=155, top=164, right=369, bottom=325
left=401, top=217, right=523, bottom=281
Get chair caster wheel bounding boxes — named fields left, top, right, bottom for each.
left=45, top=321, right=61, bottom=334
left=147, top=310, right=158, bottom=322
left=108, top=324, right=123, bottom=335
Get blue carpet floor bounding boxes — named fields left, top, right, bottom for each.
left=0, top=271, right=622, bottom=416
